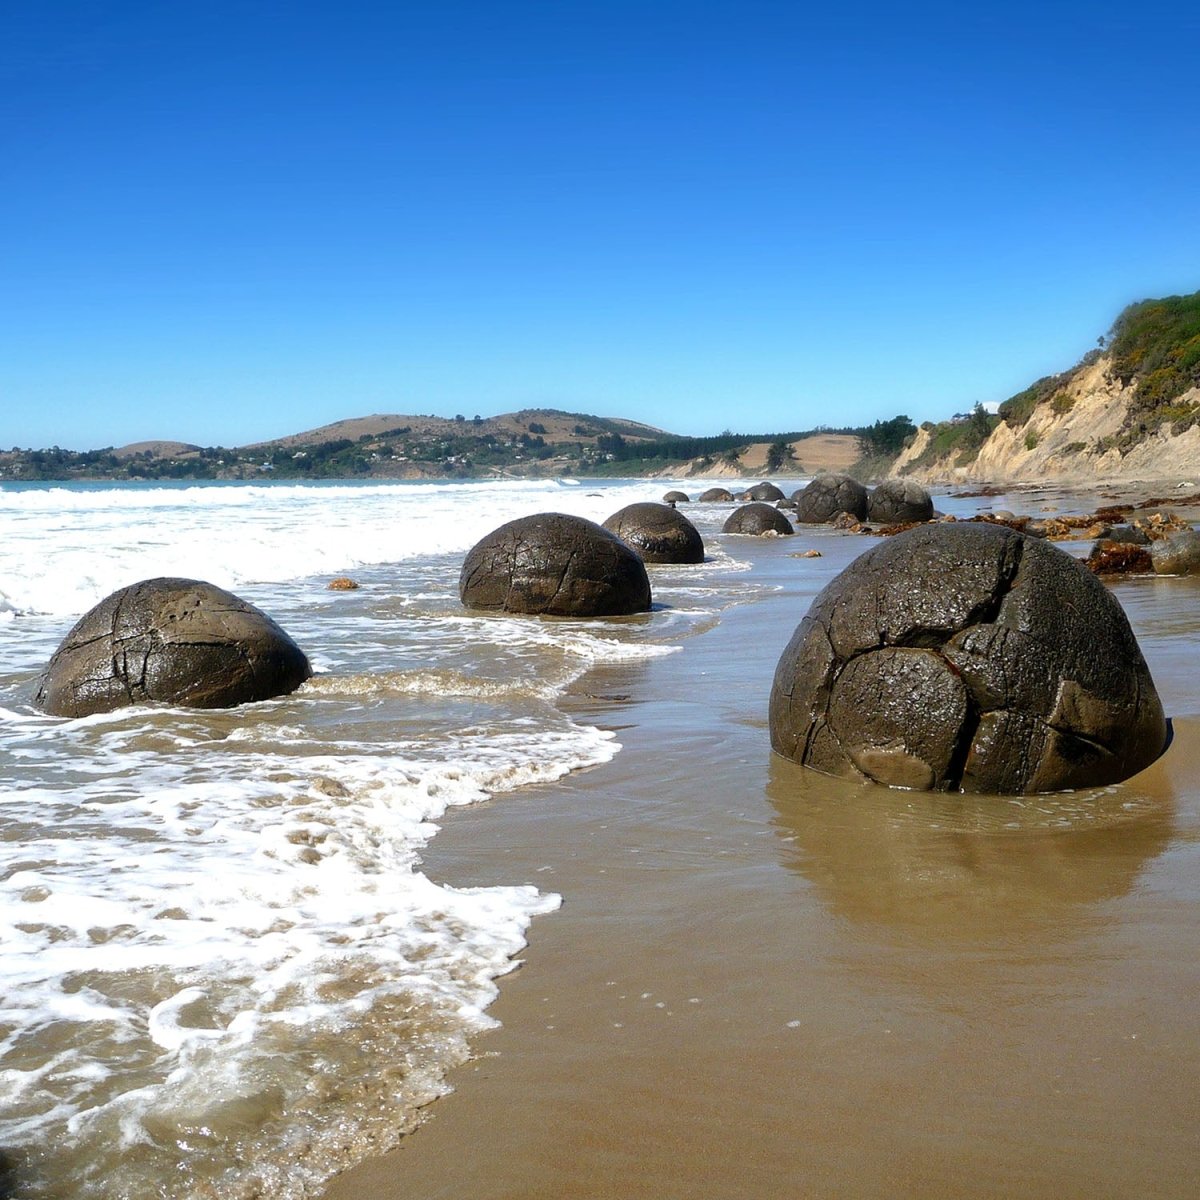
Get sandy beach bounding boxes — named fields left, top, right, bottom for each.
left=322, top=505, right=1200, bottom=1200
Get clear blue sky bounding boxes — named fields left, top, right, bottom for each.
left=3, top=0, right=1199, bottom=450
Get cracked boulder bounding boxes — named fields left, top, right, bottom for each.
left=792, top=473, right=869, bottom=523
left=699, top=487, right=734, bottom=502
left=747, top=482, right=786, bottom=502
left=35, top=578, right=312, bottom=718
left=722, top=503, right=795, bottom=536
left=867, top=479, right=934, bottom=524
left=603, top=502, right=704, bottom=564
left=459, top=512, right=651, bottom=616
left=769, top=523, right=1167, bottom=793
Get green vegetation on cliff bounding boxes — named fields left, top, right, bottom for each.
left=1108, top=292, right=1200, bottom=434
left=996, top=289, right=1200, bottom=444
left=903, top=404, right=999, bottom=472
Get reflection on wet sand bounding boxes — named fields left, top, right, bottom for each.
left=767, top=744, right=1177, bottom=940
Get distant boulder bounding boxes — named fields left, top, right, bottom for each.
left=769, top=523, right=1167, bottom=793
left=35, top=578, right=312, bottom=718
left=603, top=502, right=704, bottom=564
left=698, top=488, right=734, bottom=502
left=747, top=482, right=786, bottom=502
left=722, top=503, right=795, bottom=536
left=460, top=513, right=651, bottom=616
left=792, top=474, right=869, bottom=523
left=662, top=490, right=690, bottom=504
left=868, top=479, right=934, bottom=524
left=1151, top=529, right=1200, bottom=575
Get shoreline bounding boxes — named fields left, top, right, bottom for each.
left=321, top=509, right=1200, bottom=1200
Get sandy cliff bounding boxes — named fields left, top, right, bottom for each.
left=894, top=355, right=1200, bottom=486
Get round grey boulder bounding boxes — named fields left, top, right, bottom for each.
left=792, top=473, right=869, bottom=523
left=460, top=512, right=651, bottom=616
left=698, top=487, right=734, bottom=502
left=1150, top=528, right=1200, bottom=574
left=35, top=578, right=312, bottom=718
left=868, top=479, right=934, bottom=524
left=769, top=523, right=1167, bottom=794
left=747, top=482, right=785, bottom=502
left=662, top=490, right=690, bottom=504
left=603, top=502, right=704, bottom=564
left=722, top=503, right=795, bottom=536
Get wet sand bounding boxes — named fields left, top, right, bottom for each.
left=323, top=524, right=1200, bottom=1200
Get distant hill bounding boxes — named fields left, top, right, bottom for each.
left=0, top=405, right=889, bottom=483
left=249, top=408, right=673, bottom=450
left=112, top=440, right=202, bottom=459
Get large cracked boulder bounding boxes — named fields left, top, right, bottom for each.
left=35, top=578, right=312, bottom=718
left=867, top=479, right=934, bottom=524
left=460, top=512, right=651, bottom=616
left=792, top=473, right=869, bottom=523
left=722, top=503, right=795, bottom=536
left=603, top=502, right=704, bottom=564
left=769, top=523, right=1167, bottom=793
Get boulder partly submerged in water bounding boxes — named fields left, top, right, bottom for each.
left=459, top=512, right=652, bottom=616
left=746, top=482, right=786, bottom=502
left=792, top=473, right=869, bottom=523
left=35, top=578, right=312, bottom=717
left=698, top=487, right=734, bottom=502
left=769, top=522, right=1167, bottom=794
left=722, top=503, right=795, bottom=536
left=867, top=479, right=934, bottom=524
left=1150, top=528, right=1200, bottom=575
left=603, top=502, right=704, bottom=564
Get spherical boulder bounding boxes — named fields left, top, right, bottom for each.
left=792, top=473, right=869, bottom=523
left=34, top=578, right=312, bottom=718
left=603, top=502, right=704, bottom=564
left=662, top=490, right=690, bottom=504
left=722, top=503, right=795, bottom=536
left=698, top=487, right=733, bottom=502
left=460, top=512, right=651, bottom=616
left=747, top=482, right=786, bottom=502
left=1151, top=529, right=1200, bottom=575
left=769, top=523, right=1167, bottom=794
left=867, top=479, right=934, bottom=524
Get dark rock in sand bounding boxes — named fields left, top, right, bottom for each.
left=459, top=512, right=651, bottom=616
left=35, top=578, right=312, bottom=718
left=867, top=479, right=934, bottom=524
left=722, top=503, right=795, bottom=536
left=698, top=487, right=734, bottom=502
left=747, top=482, right=786, bottom=502
left=662, top=490, right=690, bottom=504
left=603, top=502, right=704, bottom=564
left=1151, top=529, right=1200, bottom=575
left=792, top=473, right=869, bottom=523
left=769, top=522, right=1167, bottom=794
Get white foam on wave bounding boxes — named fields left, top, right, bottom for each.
left=0, top=700, right=616, bottom=1192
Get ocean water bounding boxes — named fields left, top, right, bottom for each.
left=0, top=477, right=780, bottom=1199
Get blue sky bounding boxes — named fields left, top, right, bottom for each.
left=3, top=0, right=1199, bottom=449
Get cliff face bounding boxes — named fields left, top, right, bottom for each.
left=895, top=355, right=1200, bottom=485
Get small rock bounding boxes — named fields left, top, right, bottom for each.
left=327, top=577, right=360, bottom=590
